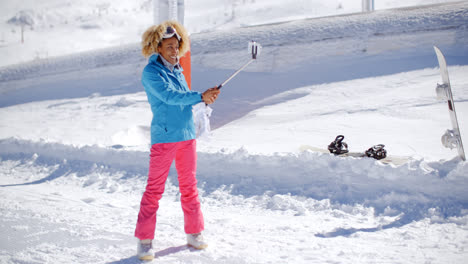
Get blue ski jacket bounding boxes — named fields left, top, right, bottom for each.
left=142, top=54, right=203, bottom=144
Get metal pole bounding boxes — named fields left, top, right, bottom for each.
left=362, top=0, right=374, bottom=12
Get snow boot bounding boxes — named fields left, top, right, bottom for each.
left=137, top=239, right=154, bottom=261
left=187, top=233, right=208, bottom=249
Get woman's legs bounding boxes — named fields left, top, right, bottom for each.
left=135, top=142, right=177, bottom=240
left=134, top=139, right=204, bottom=240
left=175, top=139, right=204, bottom=234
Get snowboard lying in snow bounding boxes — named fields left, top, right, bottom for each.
left=300, top=135, right=410, bottom=166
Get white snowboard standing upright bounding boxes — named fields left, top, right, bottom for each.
left=433, top=46, right=466, bottom=161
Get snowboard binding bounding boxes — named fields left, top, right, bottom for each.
left=365, top=144, right=387, bottom=160
left=328, top=135, right=387, bottom=160
left=328, top=135, right=349, bottom=155
left=441, top=129, right=461, bottom=150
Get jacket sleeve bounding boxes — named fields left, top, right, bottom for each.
left=142, top=66, right=202, bottom=106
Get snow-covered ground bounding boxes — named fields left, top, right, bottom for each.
left=1, top=0, right=468, bottom=263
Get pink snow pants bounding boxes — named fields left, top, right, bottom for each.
left=134, top=139, right=204, bottom=240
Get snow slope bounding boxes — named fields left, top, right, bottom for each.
left=1, top=1, right=468, bottom=263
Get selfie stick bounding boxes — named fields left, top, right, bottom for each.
left=217, top=41, right=261, bottom=90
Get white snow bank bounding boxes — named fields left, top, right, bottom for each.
left=2, top=1, right=467, bottom=82
left=2, top=154, right=467, bottom=264
left=0, top=0, right=458, bottom=68
left=2, top=137, right=467, bottom=221
left=190, top=1, right=468, bottom=72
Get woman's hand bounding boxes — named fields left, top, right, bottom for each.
left=202, top=87, right=221, bottom=105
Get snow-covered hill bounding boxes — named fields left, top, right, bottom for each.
left=0, top=0, right=462, bottom=67
left=1, top=1, right=468, bottom=263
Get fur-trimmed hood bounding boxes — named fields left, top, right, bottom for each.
left=141, top=20, right=190, bottom=58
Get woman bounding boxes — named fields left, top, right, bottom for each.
left=135, top=20, right=220, bottom=261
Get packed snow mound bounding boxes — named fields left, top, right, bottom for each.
left=3, top=149, right=467, bottom=263
left=2, top=137, right=468, bottom=220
